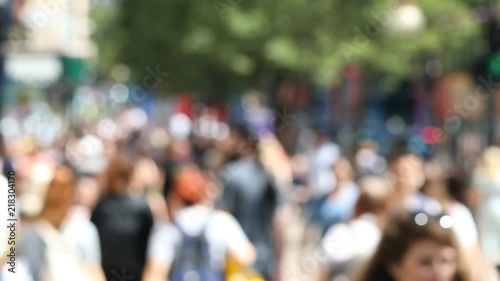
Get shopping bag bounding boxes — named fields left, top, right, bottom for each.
left=225, top=254, right=265, bottom=281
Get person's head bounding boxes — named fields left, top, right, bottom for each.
left=41, top=165, right=76, bottom=226
left=103, top=153, right=134, bottom=195
left=230, top=125, right=258, bottom=158
left=388, top=142, right=425, bottom=195
left=173, top=163, right=210, bottom=206
left=332, top=157, right=354, bottom=183
left=354, top=175, right=392, bottom=218
left=422, top=161, right=466, bottom=205
left=356, top=211, right=470, bottom=281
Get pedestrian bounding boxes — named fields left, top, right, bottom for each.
left=218, top=126, right=286, bottom=280
left=385, top=142, right=441, bottom=215
left=308, top=157, right=359, bottom=236
left=91, top=153, right=154, bottom=281
left=17, top=166, right=96, bottom=281
left=355, top=211, right=471, bottom=281
left=142, top=163, right=256, bottom=281
left=317, top=175, right=391, bottom=281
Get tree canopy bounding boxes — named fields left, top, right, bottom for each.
left=92, top=0, right=487, bottom=95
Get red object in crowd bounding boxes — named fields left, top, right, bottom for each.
left=421, top=126, right=445, bottom=144
left=173, top=164, right=209, bottom=205
left=431, top=77, right=451, bottom=122
left=175, top=91, right=194, bottom=119
left=210, top=104, right=229, bottom=122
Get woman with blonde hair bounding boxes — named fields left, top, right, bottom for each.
left=355, top=211, right=471, bottom=281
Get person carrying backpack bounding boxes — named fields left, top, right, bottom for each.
left=142, top=163, right=256, bottom=281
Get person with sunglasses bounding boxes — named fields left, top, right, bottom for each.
left=355, top=211, right=471, bottom=281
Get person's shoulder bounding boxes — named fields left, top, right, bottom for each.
left=211, top=210, right=239, bottom=226
left=350, top=215, right=380, bottom=234
left=84, top=219, right=99, bottom=235
left=92, top=196, right=107, bottom=209
left=324, top=141, right=341, bottom=153
left=448, top=202, right=474, bottom=218
left=416, top=192, right=443, bottom=213
left=64, top=209, right=96, bottom=231
left=151, top=221, right=181, bottom=241
left=20, top=224, right=41, bottom=238
left=154, top=222, right=178, bottom=233
left=347, top=182, right=360, bottom=194
left=127, top=194, right=151, bottom=210
left=324, top=222, right=352, bottom=241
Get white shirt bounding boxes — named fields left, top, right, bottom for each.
left=447, top=202, right=478, bottom=248
left=319, top=214, right=381, bottom=266
left=147, top=206, right=249, bottom=270
left=308, top=142, right=340, bottom=197
left=60, top=206, right=102, bottom=264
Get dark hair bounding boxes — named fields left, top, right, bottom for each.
left=355, top=211, right=471, bottom=281
left=231, top=125, right=258, bottom=154
left=388, top=139, right=422, bottom=165
left=421, top=162, right=467, bottom=205
left=446, top=166, right=467, bottom=204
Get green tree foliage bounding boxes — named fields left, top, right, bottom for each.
left=92, top=0, right=486, bottom=94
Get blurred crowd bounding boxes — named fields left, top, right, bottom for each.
left=1, top=92, right=500, bottom=281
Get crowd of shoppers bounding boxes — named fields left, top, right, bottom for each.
left=0, top=95, right=500, bottom=281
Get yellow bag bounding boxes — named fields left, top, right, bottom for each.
left=225, top=255, right=265, bottom=281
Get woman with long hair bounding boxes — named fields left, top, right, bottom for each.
left=355, top=211, right=471, bottom=281
left=17, top=166, right=103, bottom=281
left=91, top=153, right=154, bottom=281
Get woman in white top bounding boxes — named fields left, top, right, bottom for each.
left=316, top=175, right=392, bottom=281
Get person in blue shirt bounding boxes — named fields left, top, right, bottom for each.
left=309, top=157, right=360, bottom=236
